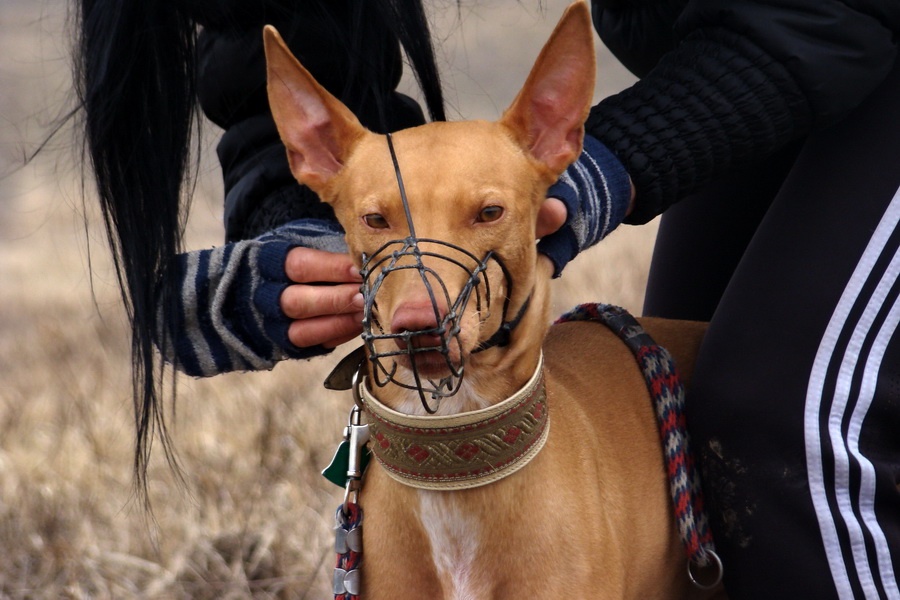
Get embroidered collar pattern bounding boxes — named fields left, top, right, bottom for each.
left=360, top=355, right=549, bottom=490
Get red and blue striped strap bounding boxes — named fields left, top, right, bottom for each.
left=555, top=303, right=719, bottom=576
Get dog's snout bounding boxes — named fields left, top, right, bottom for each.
left=391, top=303, right=447, bottom=350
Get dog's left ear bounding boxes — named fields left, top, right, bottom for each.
left=264, top=25, right=367, bottom=195
left=499, top=1, right=596, bottom=178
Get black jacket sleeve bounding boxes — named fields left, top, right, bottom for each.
left=188, top=0, right=427, bottom=241
left=589, top=0, right=900, bottom=223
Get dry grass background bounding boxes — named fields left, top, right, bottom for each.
left=1, top=1, right=656, bottom=597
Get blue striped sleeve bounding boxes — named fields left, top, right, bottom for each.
left=538, top=135, right=632, bottom=277
left=158, top=218, right=348, bottom=377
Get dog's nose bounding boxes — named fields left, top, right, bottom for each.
left=391, top=303, right=447, bottom=350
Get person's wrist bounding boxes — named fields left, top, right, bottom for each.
left=538, top=135, right=631, bottom=276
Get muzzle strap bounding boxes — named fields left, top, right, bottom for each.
left=473, top=293, right=532, bottom=353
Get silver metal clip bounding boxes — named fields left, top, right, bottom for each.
left=342, top=402, right=370, bottom=515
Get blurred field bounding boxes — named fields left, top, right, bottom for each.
left=0, top=1, right=655, bottom=597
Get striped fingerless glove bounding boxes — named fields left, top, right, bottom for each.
left=159, top=219, right=347, bottom=377
left=538, top=135, right=632, bottom=276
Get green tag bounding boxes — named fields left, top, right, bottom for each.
left=322, top=440, right=372, bottom=488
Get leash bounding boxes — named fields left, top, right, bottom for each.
left=327, top=378, right=370, bottom=600
left=333, top=502, right=363, bottom=600
left=555, top=303, right=722, bottom=589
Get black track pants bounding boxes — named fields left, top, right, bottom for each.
left=643, top=61, right=900, bottom=599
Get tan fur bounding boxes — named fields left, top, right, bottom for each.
left=264, top=2, right=725, bottom=597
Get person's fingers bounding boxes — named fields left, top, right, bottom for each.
left=536, top=197, right=567, bottom=239
left=281, top=284, right=363, bottom=320
left=322, top=329, right=364, bottom=349
left=288, top=312, right=364, bottom=348
left=285, top=247, right=361, bottom=284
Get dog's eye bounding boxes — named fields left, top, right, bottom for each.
left=477, top=205, right=504, bottom=223
left=363, top=213, right=389, bottom=229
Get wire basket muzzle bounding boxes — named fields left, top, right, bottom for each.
left=359, top=236, right=498, bottom=413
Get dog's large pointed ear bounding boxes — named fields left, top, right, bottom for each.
left=264, top=25, right=367, bottom=195
left=499, top=1, right=596, bottom=177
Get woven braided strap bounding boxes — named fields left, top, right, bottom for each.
left=555, top=303, right=717, bottom=570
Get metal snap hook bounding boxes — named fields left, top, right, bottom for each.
left=351, top=368, right=364, bottom=409
left=341, top=398, right=370, bottom=516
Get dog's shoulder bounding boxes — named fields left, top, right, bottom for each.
left=543, top=316, right=707, bottom=389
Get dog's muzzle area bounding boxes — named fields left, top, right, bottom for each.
left=359, top=236, right=499, bottom=413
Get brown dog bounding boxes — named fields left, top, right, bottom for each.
left=265, top=2, right=723, bottom=598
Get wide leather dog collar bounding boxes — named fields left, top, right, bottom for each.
left=359, top=354, right=549, bottom=490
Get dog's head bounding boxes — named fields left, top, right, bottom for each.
left=265, top=1, right=595, bottom=408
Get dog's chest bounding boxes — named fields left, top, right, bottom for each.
left=417, top=491, right=487, bottom=600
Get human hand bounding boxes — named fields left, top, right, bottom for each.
left=536, top=198, right=568, bottom=276
left=537, top=148, right=637, bottom=278
left=281, top=247, right=364, bottom=349
left=536, top=197, right=568, bottom=239
left=537, top=187, right=635, bottom=241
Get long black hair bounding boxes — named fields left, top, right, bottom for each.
left=74, top=0, right=446, bottom=494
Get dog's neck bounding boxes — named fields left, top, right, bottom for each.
left=359, top=349, right=548, bottom=490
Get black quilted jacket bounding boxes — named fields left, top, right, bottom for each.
left=192, top=0, right=900, bottom=235
left=590, top=0, right=900, bottom=222
left=189, top=0, right=427, bottom=240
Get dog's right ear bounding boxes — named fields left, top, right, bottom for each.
left=499, top=1, right=596, bottom=180
left=264, top=26, right=367, bottom=196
